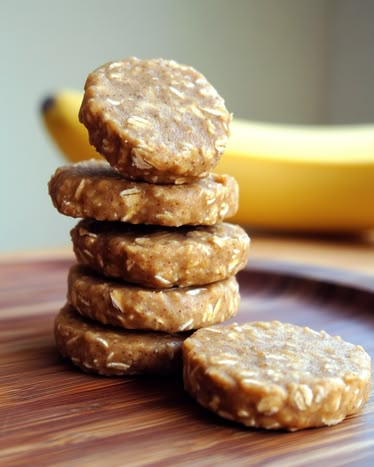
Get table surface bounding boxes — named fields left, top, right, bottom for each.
left=1, top=231, right=374, bottom=466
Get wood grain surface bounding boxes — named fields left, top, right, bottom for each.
left=1, top=255, right=374, bottom=466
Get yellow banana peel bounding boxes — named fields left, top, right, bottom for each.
left=40, top=89, right=374, bottom=232
left=41, top=89, right=100, bottom=163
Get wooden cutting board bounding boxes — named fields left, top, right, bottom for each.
left=1, top=255, right=373, bottom=466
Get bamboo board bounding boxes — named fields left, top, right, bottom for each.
left=1, top=257, right=373, bottom=466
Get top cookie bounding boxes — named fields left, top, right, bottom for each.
left=79, top=57, right=231, bottom=184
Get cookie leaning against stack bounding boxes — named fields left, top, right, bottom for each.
left=49, top=57, right=250, bottom=376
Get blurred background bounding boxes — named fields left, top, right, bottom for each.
left=1, top=0, right=373, bottom=252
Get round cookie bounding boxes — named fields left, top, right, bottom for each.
left=55, top=303, right=187, bottom=376
left=48, top=160, right=238, bottom=226
left=79, top=57, right=231, bottom=184
left=67, top=264, right=240, bottom=333
left=71, top=219, right=250, bottom=288
left=183, top=321, right=372, bottom=431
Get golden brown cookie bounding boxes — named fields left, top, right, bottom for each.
left=183, top=321, right=372, bottom=431
left=48, top=160, right=238, bottom=226
left=71, top=219, right=250, bottom=288
left=67, top=264, right=240, bottom=333
left=79, top=57, right=231, bottom=184
left=55, top=303, right=187, bottom=375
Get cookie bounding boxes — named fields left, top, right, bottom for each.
left=67, top=264, right=240, bottom=333
left=183, top=321, right=372, bottom=431
left=48, top=160, right=238, bottom=226
left=79, top=57, right=231, bottom=184
left=55, top=303, right=187, bottom=375
left=71, top=219, right=250, bottom=288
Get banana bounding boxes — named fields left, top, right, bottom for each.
left=220, top=120, right=374, bottom=232
left=41, top=89, right=101, bottom=163
left=40, top=89, right=374, bottom=232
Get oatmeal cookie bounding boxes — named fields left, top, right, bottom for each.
left=183, top=321, right=372, bottom=431
left=55, top=303, right=187, bottom=375
left=67, top=264, right=240, bottom=333
left=48, top=160, right=238, bottom=226
left=79, top=57, right=231, bottom=184
left=71, top=219, right=250, bottom=288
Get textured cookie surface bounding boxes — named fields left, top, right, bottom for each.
left=183, top=321, right=372, bottom=431
left=71, top=219, right=250, bottom=288
left=48, top=160, right=238, bottom=226
left=67, top=264, right=240, bottom=333
left=55, top=304, right=187, bottom=375
left=79, top=57, right=231, bottom=183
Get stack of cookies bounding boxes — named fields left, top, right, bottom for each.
left=48, top=58, right=372, bottom=433
left=48, top=57, right=250, bottom=376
